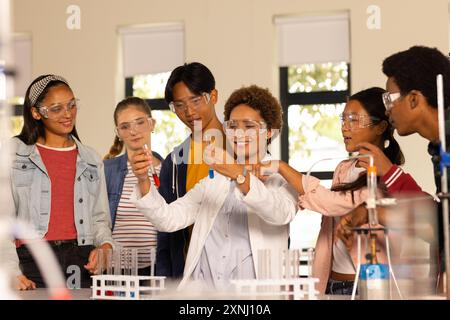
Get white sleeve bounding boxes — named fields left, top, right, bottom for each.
left=131, top=179, right=206, bottom=232
left=240, top=174, right=297, bottom=226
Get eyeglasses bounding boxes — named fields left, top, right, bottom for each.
left=115, top=117, right=155, bottom=137
left=37, top=98, right=79, bottom=119
left=339, top=113, right=381, bottom=130
left=169, top=93, right=211, bottom=113
left=382, top=92, right=402, bottom=111
left=223, top=120, right=267, bottom=136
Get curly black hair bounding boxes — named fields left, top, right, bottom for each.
left=224, top=85, right=283, bottom=130
left=382, top=46, right=450, bottom=109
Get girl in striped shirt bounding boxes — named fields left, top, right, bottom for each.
left=104, top=97, right=164, bottom=274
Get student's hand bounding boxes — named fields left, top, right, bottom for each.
left=252, top=160, right=280, bottom=182
left=129, top=149, right=152, bottom=182
left=84, top=243, right=113, bottom=275
left=335, top=203, right=369, bottom=251
left=204, top=146, right=243, bottom=179
left=16, top=274, right=36, bottom=290
left=356, top=142, right=394, bottom=176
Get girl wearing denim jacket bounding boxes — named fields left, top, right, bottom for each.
left=10, top=75, right=113, bottom=290
left=103, top=97, right=163, bottom=275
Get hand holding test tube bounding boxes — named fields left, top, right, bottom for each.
left=143, top=144, right=160, bottom=187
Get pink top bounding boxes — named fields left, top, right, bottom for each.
left=299, top=159, right=387, bottom=294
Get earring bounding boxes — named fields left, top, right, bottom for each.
left=384, top=139, right=390, bottom=149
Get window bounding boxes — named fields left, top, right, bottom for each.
left=275, top=13, right=350, bottom=249
left=281, top=63, right=350, bottom=249
left=120, top=23, right=187, bottom=158
left=282, top=62, right=349, bottom=173
left=7, top=34, right=32, bottom=135
left=11, top=97, right=24, bottom=135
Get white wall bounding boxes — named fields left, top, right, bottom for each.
left=12, top=0, right=450, bottom=194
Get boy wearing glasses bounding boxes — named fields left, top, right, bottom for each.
left=155, top=62, right=224, bottom=280
left=337, top=46, right=450, bottom=293
left=340, top=46, right=450, bottom=202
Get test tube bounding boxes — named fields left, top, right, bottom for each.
left=285, top=250, right=291, bottom=279
left=278, top=249, right=285, bottom=279
left=96, top=248, right=104, bottom=275
left=292, top=250, right=300, bottom=278
left=209, top=168, right=214, bottom=179
left=150, top=247, right=156, bottom=277
left=109, top=246, right=122, bottom=297
left=258, top=249, right=271, bottom=279
left=149, top=247, right=156, bottom=288
left=113, top=246, right=122, bottom=275
left=123, top=248, right=132, bottom=275
left=367, top=165, right=378, bottom=226
left=130, top=248, right=138, bottom=276
left=100, top=248, right=112, bottom=293
left=143, top=144, right=160, bottom=187
left=307, top=248, right=314, bottom=277
left=208, top=138, right=215, bottom=179
left=96, top=247, right=113, bottom=275
left=122, top=248, right=128, bottom=275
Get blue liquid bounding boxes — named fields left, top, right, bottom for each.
left=209, top=169, right=214, bottom=179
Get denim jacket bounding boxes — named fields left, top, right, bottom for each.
left=103, top=151, right=163, bottom=229
left=10, top=137, right=113, bottom=248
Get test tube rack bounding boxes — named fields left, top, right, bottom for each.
left=230, top=248, right=318, bottom=300
left=230, top=277, right=319, bottom=300
left=91, top=274, right=166, bottom=300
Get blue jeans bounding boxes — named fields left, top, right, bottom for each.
left=325, top=279, right=355, bottom=295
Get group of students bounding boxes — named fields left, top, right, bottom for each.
left=4, top=44, right=450, bottom=296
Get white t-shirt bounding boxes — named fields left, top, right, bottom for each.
left=331, top=161, right=365, bottom=274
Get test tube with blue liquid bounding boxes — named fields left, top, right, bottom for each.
left=207, top=137, right=215, bottom=179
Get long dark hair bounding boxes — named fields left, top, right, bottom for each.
left=331, top=87, right=405, bottom=197
left=15, top=75, right=80, bottom=145
left=104, top=97, right=152, bottom=160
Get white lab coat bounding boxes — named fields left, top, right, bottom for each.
left=132, top=173, right=298, bottom=289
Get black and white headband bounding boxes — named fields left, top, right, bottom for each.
left=28, top=75, right=69, bottom=106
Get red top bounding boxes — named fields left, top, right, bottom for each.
left=37, top=144, right=78, bottom=241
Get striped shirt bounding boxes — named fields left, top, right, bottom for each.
left=112, top=162, right=161, bottom=269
